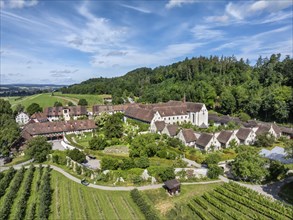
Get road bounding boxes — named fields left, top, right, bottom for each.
left=1, top=161, right=292, bottom=199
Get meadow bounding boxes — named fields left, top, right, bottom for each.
left=2, top=92, right=106, bottom=110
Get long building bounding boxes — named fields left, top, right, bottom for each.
left=21, top=119, right=96, bottom=140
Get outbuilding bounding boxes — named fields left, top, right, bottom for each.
left=164, top=179, right=181, bottom=195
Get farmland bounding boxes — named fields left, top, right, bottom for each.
left=2, top=92, right=106, bottom=110
left=50, top=170, right=144, bottom=220
left=164, top=182, right=293, bottom=219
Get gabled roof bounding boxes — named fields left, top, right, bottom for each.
left=195, top=133, right=213, bottom=147
left=185, top=102, right=204, bottom=112
left=208, top=114, right=221, bottom=123
left=236, top=128, right=252, bottom=141
left=31, top=112, right=48, bottom=122
left=255, top=125, right=271, bottom=136
left=22, top=120, right=96, bottom=138
left=44, top=106, right=87, bottom=117
left=164, top=179, right=180, bottom=189
left=181, top=129, right=197, bottom=143
left=154, top=121, right=166, bottom=132
left=165, top=124, right=178, bottom=136
left=217, top=131, right=233, bottom=144
left=124, top=106, right=154, bottom=123
left=153, top=106, right=187, bottom=116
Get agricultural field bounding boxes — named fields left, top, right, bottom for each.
left=143, top=183, right=222, bottom=216
left=2, top=92, right=106, bottom=110
left=166, top=182, right=293, bottom=220
left=50, top=170, right=144, bottom=220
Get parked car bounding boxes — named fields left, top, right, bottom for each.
left=81, top=178, right=89, bottom=186
left=87, top=155, right=96, bottom=160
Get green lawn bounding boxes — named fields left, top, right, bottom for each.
left=50, top=170, right=145, bottom=220
left=143, top=183, right=223, bottom=216
left=54, top=92, right=106, bottom=106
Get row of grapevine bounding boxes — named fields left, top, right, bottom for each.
left=0, top=167, right=26, bottom=219
left=0, top=167, right=16, bottom=197
left=223, top=182, right=293, bottom=218
left=187, top=202, right=210, bottom=220
left=14, top=165, right=35, bottom=220
left=215, top=187, right=290, bottom=220
left=37, top=166, right=52, bottom=220
left=193, top=197, right=231, bottom=220
left=210, top=190, right=268, bottom=220
left=130, top=189, right=160, bottom=220
left=202, top=192, right=247, bottom=220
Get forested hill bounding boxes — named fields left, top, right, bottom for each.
left=60, top=54, right=293, bottom=123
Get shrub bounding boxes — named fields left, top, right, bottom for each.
left=207, top=165, right=224, bottom=179
left=66, top=149, right=86, bottom=163
left=134, top=157, right=150, bottom=169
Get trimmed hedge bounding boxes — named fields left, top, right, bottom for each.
left=130, top=189, right=159, bottom=220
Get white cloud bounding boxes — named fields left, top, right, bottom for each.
left=191, top=25, right=224, bottom=40
left=205, top=0, right=293, bottom=24
left=1, top=0, right=38, bottom=9
left=120, top=4, right=151, bottom=14
left=166, top=0, right=197, bottom=9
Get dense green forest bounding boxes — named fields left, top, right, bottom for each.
left=60, top=54, right=293, bottom=123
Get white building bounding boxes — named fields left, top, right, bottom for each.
left=195, top=133, right=221, bottom=151
left=216, top=130, right=240, bottom=148
left=236, top=128, right=256, bottom=145
left=15, top=112, right=30, bottom=125
left=177, top=129, right=197, bottom=147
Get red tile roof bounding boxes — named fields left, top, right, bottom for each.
left=154, top=121, right=166, bottom=132
left=181, top=129, right=197, bottom=143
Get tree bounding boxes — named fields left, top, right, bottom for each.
left=14, top=104, right=25, bottom=115
left=54, top=101, right=63, bottom=107
left=267, top=160, right=288, bottom=181
left=78, top=99, right=88, bottom=106
left=101, top=157, right=119, bottom=170
left=284, top=140, right=293, bottom=159
left=205, top=153, right=221, bottom=166
left=25, top=136, right=52, bottom=162
left=207, top=165, right=224, bottom=179
left=231, top=146, right=268, bottom=183
left=104, top=114, right=123, bottom=139
left=254, top=132, right=275, bottom=148
left=66, top=149, right=86, bottom=163
left=134, top=156, right=150, bottom=168
left=67, top=101, right=75, bottom=106
left=158, top=167, right=175, bottom=182
left=220, top=89, right=236, bottom=115
left=0, top=99, right=12, bottom=115
left=26, top=103, right=42, bottom=116
left=89, top=136, right=108, bottom=150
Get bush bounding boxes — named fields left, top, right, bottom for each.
left=25, top=136, right=52, bottom=163
left=66, top=149, right=86, bottom=163
left=134, top=157, right=150, bottom=169
left=89, top=136, right=108, bottom=150
left=101, top=157, right=120, bottom=170
left=207, top=165, right=223, bottom=179
left=130, top=189, right=159, bottom=220
left=205, top=153, right=221, bottom=166
left=78, top=99, right=88, bottom=106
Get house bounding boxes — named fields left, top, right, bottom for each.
left=150, top=121, right=166, bottom=134
left=125, top=100, right=208, bottom=127
left=21, top=119, right=96, bottom=140
left=255, top=124, right=281, bottom=138
left=216, top=130, right=240, bottom=148
left=177, top=129, right=197, bottom=147
left=15, top=112, right=30, bottom=125
left=31, top=112, right=48, bottom=123
left=280, top=126, right=293, bottom=139
left=44, top=106, right=87, bottom=121
left=164, top=179, right=181, bottom=195
left=162, top=124, right=179, bottom=137
left=195, top=133, right=221, bottom=151
left=236, top=127, right=256, bottom=145
left=103, top=95, right=112, bottom=103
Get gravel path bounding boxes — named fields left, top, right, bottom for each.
left=1, top=161, right=291, bottom=198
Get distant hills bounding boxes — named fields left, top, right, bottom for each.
left=61, top=54, right=293, bottom=123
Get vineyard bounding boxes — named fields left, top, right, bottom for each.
left=50, top=170, right=144, bottom=220
left=0, top=165, right=51, bottom=220
left=168, top=182, right=293, bottom=220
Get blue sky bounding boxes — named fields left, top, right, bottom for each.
left=0, top=0, right=292, bottom=85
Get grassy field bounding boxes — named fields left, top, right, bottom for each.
left=50, top=170, right=144, bottom=220
left=2, top=92, right=106, bottom=110
left=143, top=183, right=222, bottom=216
left=0, top=167, right=144, bottom=220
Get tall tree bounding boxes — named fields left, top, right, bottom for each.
left=26, top=103, right=42, bottom=116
